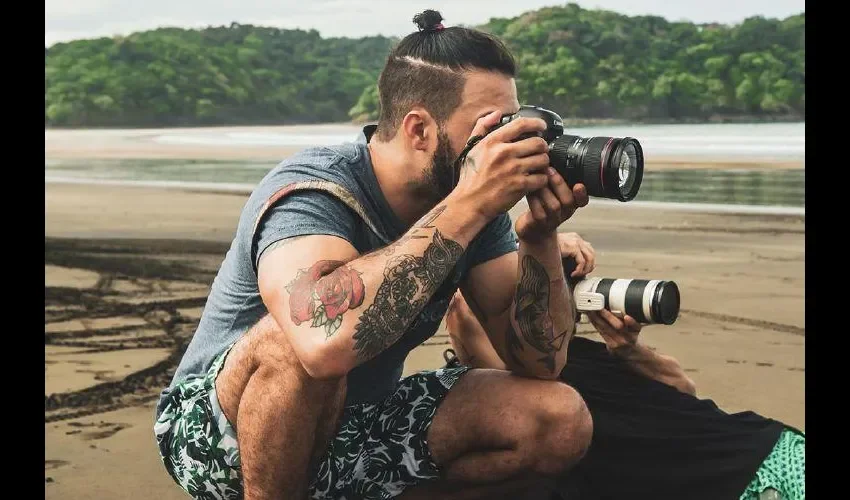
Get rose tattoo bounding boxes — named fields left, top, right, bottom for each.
left=285, top=260, right=366, bottom=337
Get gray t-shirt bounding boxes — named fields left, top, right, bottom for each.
left=157, top=126, right=518, bottom=416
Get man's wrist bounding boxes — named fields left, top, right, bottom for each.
left=517, top=229, right=559, bottom=247
left=440, top=193, right=491, bottom=246
left=446, top=191, right=497, bottom=226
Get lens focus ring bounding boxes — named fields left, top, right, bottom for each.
left=581, top=137, right=613, bottom=197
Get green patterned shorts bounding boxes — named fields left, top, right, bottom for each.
left=154, top=343, right=470, bottom=499
left=740, top=428, right=806, bottom=500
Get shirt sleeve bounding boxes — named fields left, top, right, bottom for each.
left=253, top=190, right=358, bottom=270
left=466, top=212, right=519, bottom=270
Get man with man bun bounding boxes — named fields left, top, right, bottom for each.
left=155, top=9, right=595, bottom=500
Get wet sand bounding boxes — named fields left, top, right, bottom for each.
left=44, top=133, right=805, bottom=498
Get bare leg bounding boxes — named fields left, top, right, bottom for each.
left=444, top=291, right=507, bottom=370
left=215, top=314, right=347, bottom=500
left=402, top=368, right=592, bottom=499
left=433, top=370, right=592, bottom=481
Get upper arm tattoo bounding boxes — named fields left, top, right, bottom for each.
left=506, top=255, right=569, bottom=373
left=285, top=260, right=366, bottom=337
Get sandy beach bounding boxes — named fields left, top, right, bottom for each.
left=44, top=129, right=805, bottom=499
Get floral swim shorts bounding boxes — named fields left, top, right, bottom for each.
left=154, top=343, right=470, bottom=499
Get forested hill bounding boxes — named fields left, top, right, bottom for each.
left=45, top=3, right=804, bottom=128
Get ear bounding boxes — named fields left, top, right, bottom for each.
left=400, top=108, right=438, bottom=152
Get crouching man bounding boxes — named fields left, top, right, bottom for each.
left=154, top=10, right=596, bottom=500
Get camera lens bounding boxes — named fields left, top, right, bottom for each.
left=550, top=135, right=644, bottom=201
left=652, top=280, right=681, bottom=326
left=573, top=277, right=680, bottom=325
left=618, top=142, right=639, bottom=195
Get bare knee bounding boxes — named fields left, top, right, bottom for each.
left=526, top=382, right=593, bottom=476
left=251, top=315, right=346, bottom=390
left=251, top=316, right=301, bottom=372
left=218, top=315, right=346, bottom=425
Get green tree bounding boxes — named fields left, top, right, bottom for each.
left=45, top=5, right=804, bottom=127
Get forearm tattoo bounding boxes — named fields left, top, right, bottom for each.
left=506, top=255, right=569, bottom=373
left=352, top=225, right=463, bottom=362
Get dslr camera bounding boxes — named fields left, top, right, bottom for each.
left=491, top=105, right=645, bottom=202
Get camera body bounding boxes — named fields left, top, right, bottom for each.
left=491, top=105, right=645, bottom=202
left=498, top=105, right=566, bottom=144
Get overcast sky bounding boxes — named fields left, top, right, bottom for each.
left=45, top=0, right=805, bottom=47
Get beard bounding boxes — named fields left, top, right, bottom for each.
left=414, top=129, right=458, bottom=205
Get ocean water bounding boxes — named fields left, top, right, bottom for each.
left=45, top=122, right=805, bottom=212
left=45, top=158, right=805, bottom=210
left=147, top=122, right=805, bottom=160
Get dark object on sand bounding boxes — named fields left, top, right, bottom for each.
left=446, top=338, right=788, bottom=500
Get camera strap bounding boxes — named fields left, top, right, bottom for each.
left=452, top=134, right=485, bottom=188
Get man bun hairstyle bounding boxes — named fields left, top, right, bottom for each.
left=413, top=9, right=445, bottom=32
left=374, top=9, right=517, bottom=141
